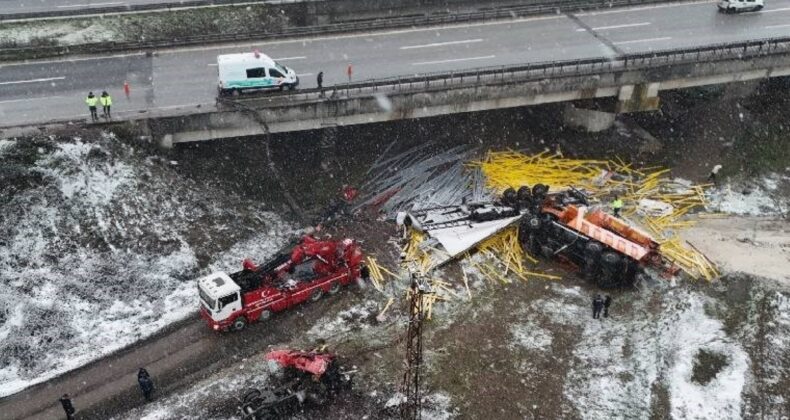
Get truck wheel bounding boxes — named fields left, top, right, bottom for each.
left=517, top=185, right=531, bottom=202
left=585, top=241, right=604, bottom=257
left=310, top=289, right=323, bottom=302
left=532, top=183, right=549, bottom=198
left=258, top=309, right=272, bottom=322
left=502, top=187, right=517, bottom=206
left=242, top=389, right=262, bottom=404
left=527, top=216, right=541, bottom=231
left=600, top=251, right=622, bottom=268
left=329, top=282, right=341, bottom=294
left=232, top=317, right=247, bottom=331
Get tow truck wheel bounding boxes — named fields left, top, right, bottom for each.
left=329, top=281, right=341, bottom=294
left=232, top=317, right=247, bottom=331
left=311, top=289, right=323, bottom=302
left=258, top=309, right=272, bottom=321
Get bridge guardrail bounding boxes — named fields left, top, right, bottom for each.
left=1, top=0, right=681, bottom=61
left=222, top=36, right=790, bottom=107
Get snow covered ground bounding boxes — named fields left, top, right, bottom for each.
left=706, top=173, right=789, bottom=216
left=0, top=134, right=292, bottom=397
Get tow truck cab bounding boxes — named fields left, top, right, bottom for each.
left=198, top=272, right=242, bottom=331
left=718, top=0, right=763, bottom=12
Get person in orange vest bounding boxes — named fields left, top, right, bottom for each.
left=85, top=92, right=99, bottom=122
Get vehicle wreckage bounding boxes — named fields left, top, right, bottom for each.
left=398, top=184, right=675, bottom=288
left=237, top=349, right=354, bottom=420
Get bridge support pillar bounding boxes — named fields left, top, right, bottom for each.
left=616, top=83, right=660, bottom=113
left=562, top=104, right=616, bottom=132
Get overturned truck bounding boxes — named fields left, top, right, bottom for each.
left=238, top=349, right=353, bottom=420
left=399, top=184, right=668, bottom=288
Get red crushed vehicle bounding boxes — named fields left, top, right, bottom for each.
left=198, top=235, right=367, bottom=331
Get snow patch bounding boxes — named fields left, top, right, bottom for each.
left=707, top=175, right=788, bottom=216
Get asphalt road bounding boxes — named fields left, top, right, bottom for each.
left=2, top=0, right=790, bottom=127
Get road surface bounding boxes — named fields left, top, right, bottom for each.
left=1, top=0, right=790, bottom=126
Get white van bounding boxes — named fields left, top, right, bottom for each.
left=217, top=51, right=299, bottom=96
left=718, top=0, right=764, bottom=12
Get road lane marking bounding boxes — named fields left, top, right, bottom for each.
left=400, top=39, right=484, bottom=50
left=412, top=55, right=496, bottom=66
left=273, top=56, right=307, bottom=61
left=578, top=0, right=717, bottom=15
left=765, top=23, right=790, bottom=28
left=0, top=76, right=66, bottom=85
left=0, top=96, right=64, bottom=104
left=207, top=63, right=217, bottom=66
left=296, top=73, right=313, bottom=77
left=56, top=2, right=123, bottom=7
left=760, top=6, right=790, bottom=12
left=576, top=22, right=651, bottom=32
left=613, top=37, right=672, bottom=45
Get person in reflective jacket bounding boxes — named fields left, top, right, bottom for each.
left=100, top=91, right=113, bottom=119
left=85, top=92, right=99, bottom=122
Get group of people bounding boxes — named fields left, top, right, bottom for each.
left=592, top=294, right=612, bottom=319
left=85, top=91, right=112, bottom=122
left=58, top=368, right=154, bottom=419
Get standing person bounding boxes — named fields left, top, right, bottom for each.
left=346, top=63, right=353, bottom=83
left=85, top=92, right=99, bottom=122
left=592, top=294, right=604, bottom=319
left=611, top=195, right=624, bottom=217
left=138, top=368, right=154, bottom=401
left=603, top=295, right=612, bottom=318
left=59, top=393, right=76, bottom=420
left=100, top=91, right=112, bottom=119
left=123, top=81, right=131, bottom=99
left=317, top=71, right=324, bottom=90
left=707, top=164, right=722, bottom=187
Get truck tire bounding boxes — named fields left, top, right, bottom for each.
left=527, top=216, right=542, bottom=231
left=600, top=251, right=622, bottom=269
left=310, top=289, right=323, bottom=302
left=258, top=309, right=272, bottom=321
left=532, top=183, right=549, bottom=198
left=585, top=241, right=604, bottom=257
left=502, top=187, right=517, bottom=206
left=517, top=185, right=532, bottom=202
left=232, top=317, right=247, bottom=331
left=329, top=281, right=341, bottom=294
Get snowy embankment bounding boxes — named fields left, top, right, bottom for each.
left=706, top=173, right=789, bottom=216
left=507, top=281, right=790, bottom=419
left=0, top=134, right=292, bottom=397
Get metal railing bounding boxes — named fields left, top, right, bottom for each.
left=221, top=36, right=790, bottom=108
left=1, top=0, right=682, bottom=61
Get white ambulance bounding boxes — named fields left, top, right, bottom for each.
left=217, top=51, right=299, bottom=96
left=718, top=0, right=764, bottom=12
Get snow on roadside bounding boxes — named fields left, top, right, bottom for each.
left=531, top=284, right=750, bottom=419
left=706, top=174, right=789, bottom=216
left=0, top=134, right=292, bottom=397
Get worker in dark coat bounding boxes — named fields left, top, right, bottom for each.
left=138, top=368, right=154, bottom=401
left=592, top=294, right=604, bottom=319
left=59, top=393, right=76, bottom=419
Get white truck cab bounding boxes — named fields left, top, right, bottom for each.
left=197, top=272, right=242, bottom=329
left=217, top=51, right=299, bottom=96
left=718, top=0, right=764, bottom=12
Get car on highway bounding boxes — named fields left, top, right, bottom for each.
left=217, top=50, right=299, bottom=96
left=717, top=0, right=764, bottom=12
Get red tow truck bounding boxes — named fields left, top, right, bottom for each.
left=198, top=235, right=366, bottom=331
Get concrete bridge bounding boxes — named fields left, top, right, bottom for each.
left=136, top=37, right=790, bottom=147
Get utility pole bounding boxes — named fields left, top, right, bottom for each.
left=400, top=272, right=430, bottom=420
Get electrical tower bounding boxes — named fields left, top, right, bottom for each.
left=400, top=273, right=430, bottom=420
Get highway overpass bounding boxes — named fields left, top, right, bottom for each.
left=2, top=0, right=790, bottom=136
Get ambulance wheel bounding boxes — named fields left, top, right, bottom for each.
left=232, top=317, right=247, bottom=331
left=755, top=5, right=763, bottom=10
left=329, top=281, right=341, bottom=294
left=258, top=309, right=272, bottom=322
left=311, top=289, right=323, bottom=302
